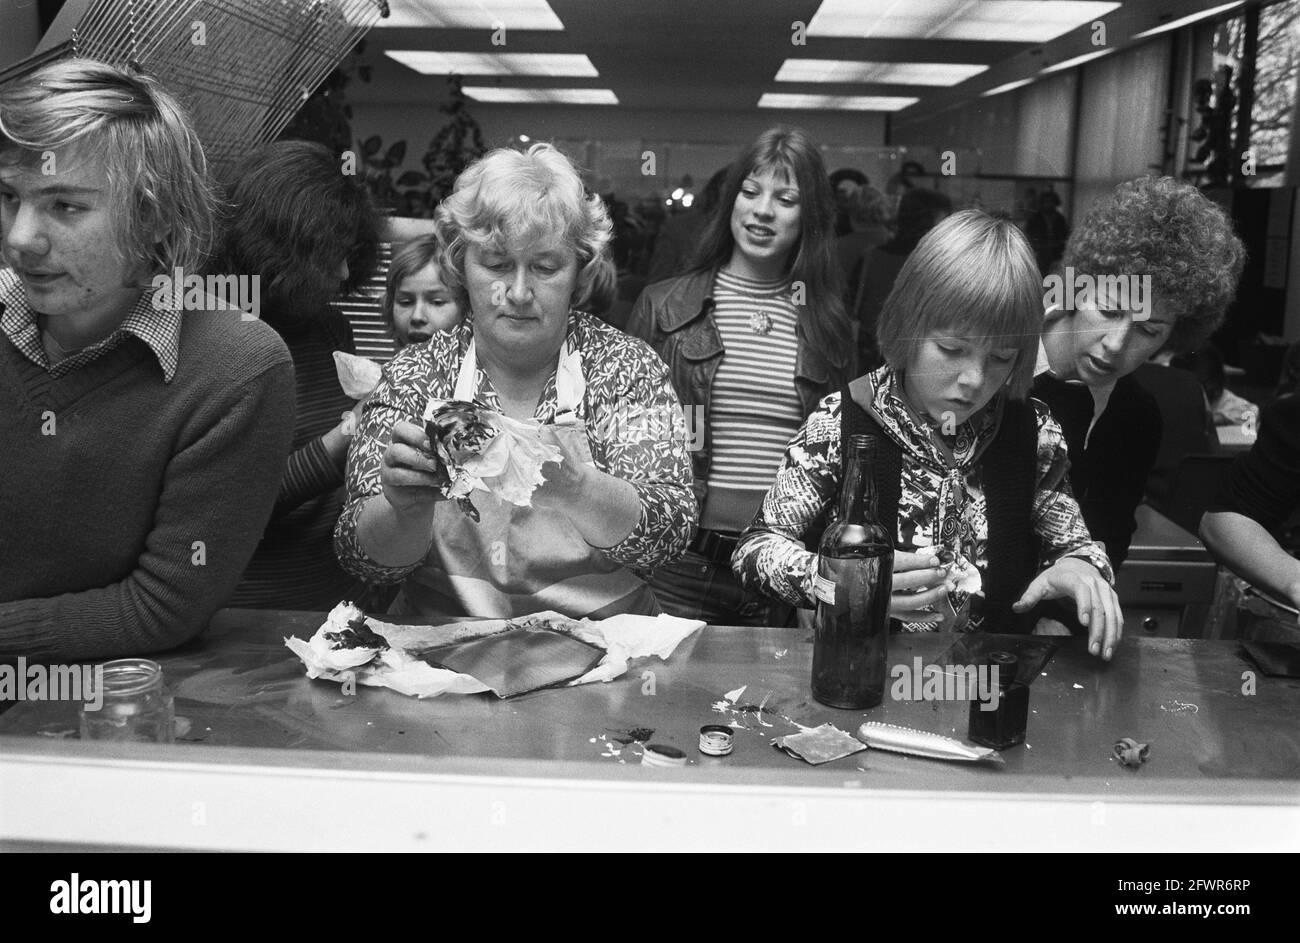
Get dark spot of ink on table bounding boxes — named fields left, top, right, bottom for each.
left=606, top=726, right=654, bottom=745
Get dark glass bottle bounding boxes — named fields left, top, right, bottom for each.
left=968, top=651, right=1029, bottom=749
left=811, top=434, right=894, bottom=709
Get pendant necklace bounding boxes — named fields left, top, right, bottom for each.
left=749, top=311, right=772, bottom=335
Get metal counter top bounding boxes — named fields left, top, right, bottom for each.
left=2, top=609, right=1298, bottom=850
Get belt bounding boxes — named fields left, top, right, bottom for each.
left=689, top=528, right=741, bottom=565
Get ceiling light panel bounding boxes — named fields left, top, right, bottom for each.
left=1131, top=2, right=1245, bottom=40
left=758, top=93, right=919, bottom=111
left=980, top=77, right=1037, bottom=97
left=378, top=0, right=564, bottom=30
left=1040, top=48, right=1113, bottom=74
left=807, top=0, right=1121, bottom=43
left=385, top=51, right=598, bottom=77
left=775, top=58, right=987, bottom=86
left=463, top=87, right=619, bottom=104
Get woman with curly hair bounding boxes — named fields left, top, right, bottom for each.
left=213, top=140, right=382, bottom=608
left=335, top=143, right=695, bottom=619
left=627, top=125, right=854, bottom=625
left=1033, top=175, right=1245, bottom=569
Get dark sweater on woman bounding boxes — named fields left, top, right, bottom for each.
left=1031, top=372, right=1162, bottom=568
left=0, top=308, right=295, bottom=660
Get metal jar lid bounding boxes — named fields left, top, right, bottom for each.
left=641, top=743, right=688, bottom=767
left=698, top=724, right=735, bottom=756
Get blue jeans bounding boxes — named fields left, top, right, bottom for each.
left=648, top=550, right=796, bottom=627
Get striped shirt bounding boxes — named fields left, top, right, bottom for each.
left=701, top=269, right=804, bottom=532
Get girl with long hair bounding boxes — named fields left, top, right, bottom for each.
left=628, top=125, right=853, bottom=625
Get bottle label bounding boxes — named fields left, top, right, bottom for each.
left=812, top=572, right=836, bottom=605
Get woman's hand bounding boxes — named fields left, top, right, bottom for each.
left=531, top=423, right=592, bottom=512
left=529, top=422, right=640, bottom=548
left=380, top=420, right=448, bottom=515
left=888, top=550, right=952, bottom=625
left=1013, top=557, right=1123, bottom=659
left=321, top=400, right=366, bottom=465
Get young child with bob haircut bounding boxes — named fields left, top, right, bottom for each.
left=733, top=209, right=1123, bottom=659
left=382, top=233, right=464, bottom=348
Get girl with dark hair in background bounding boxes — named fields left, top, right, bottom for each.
left=213, top=140, right=382, bottom=609
left=628, top=125, right=854, bottom=625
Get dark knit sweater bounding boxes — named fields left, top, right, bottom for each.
left=1031, top=372, right=1161, bottom=568
left=0, top=308, right=295, bottom=660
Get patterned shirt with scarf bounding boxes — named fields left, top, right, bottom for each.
left=733, top=365, right=1112, bottom=631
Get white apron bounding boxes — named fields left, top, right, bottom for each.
left=392, top=338, right=660, bottom=620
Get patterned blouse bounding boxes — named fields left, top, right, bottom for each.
left=733, top=366, right=1113, bottom=629
left=335, top=310, right=697, bottom=583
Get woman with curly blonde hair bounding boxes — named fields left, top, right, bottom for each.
left=336, top=143, right=696, bottom=619
left=1033, top=175, right=1246, bottom=569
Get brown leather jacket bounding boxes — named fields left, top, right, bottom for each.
left=626, top=268, right=847, bottom=507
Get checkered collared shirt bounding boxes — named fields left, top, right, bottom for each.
left=0, top=268, right=181, bottom=382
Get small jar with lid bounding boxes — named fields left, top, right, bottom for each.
left=968, top=651, right=1029, bottom=750
left=79, top=658, right=175, bottom=743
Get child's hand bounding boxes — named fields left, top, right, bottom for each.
left=888, top=550, right=951, bottom=625
left=1013, top=557, right=1123, bottom=660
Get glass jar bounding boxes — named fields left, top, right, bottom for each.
left=79, top=658, right=175, bottom=743
left=968, top=651, right=1029, bottom=750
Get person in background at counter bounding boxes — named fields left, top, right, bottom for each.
left=1200, top=393, right=1300, bottom=617
left=851, top=187, right=952, bottom=372
left=381, top=234, right=463, bottom=348
left=835, top=184, right=891, bottom=305
left=0, top=60, right=294, bottom=660
left=828, top=167, right=868, bottom=237
left=627, top=126, right=853, bottom=625
left=734, top=211, right=1123, bottom=659
left=1033, top=176, right=1245, bottom=569
left=215, top=141, right=381, bottom=610
left=336, top=143, right=695, bottom=619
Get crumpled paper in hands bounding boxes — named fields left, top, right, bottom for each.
left=333, top=351, right=383, bottom=399
left=423, top=398, right=562, bottom=508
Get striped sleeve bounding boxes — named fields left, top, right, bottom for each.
left=273, top=435, right=344, bottom=519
